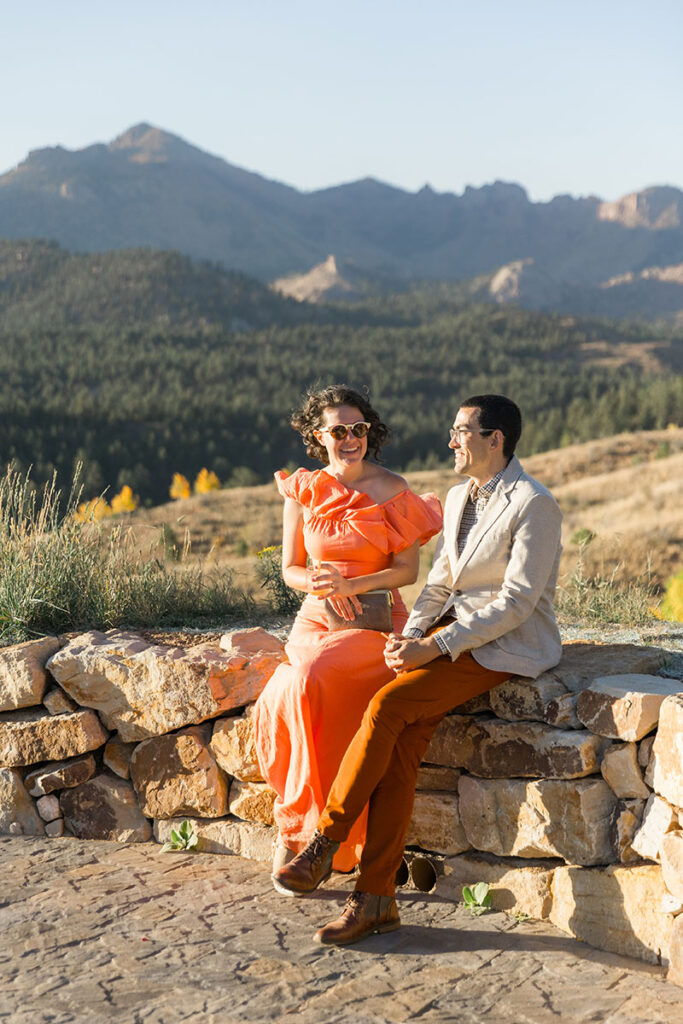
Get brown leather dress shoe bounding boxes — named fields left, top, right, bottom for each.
left=271, top=830, right=339, bottom=897
left=314, top=891, right=401, bottom=946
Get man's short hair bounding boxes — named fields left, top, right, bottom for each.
left=461, top=394, right=522, bottom=460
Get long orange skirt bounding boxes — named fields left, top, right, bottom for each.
left=253, top=593, right=408, bottom=871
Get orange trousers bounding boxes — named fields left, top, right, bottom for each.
left=318, top=649, right=510, bottom=897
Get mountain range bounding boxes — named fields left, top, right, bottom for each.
left=1, top=123, right=683, bottom=320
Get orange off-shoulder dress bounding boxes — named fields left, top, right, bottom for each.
left=253, top=468, right=442, bottom=871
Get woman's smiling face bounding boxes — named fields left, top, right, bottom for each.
left=315, top=405, right=368, bottom=467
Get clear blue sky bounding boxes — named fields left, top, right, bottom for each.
left=3, top=0, right=681, bottom=201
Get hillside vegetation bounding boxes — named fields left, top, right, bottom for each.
left=0, top=241, right=681, bottom=505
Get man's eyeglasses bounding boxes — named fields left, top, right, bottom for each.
left=449, top=427, right=494, bottom=443
left=321, top=421, right=371, bottom=441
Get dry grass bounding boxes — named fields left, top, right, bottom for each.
left=110, top=427, right=683, bottom=617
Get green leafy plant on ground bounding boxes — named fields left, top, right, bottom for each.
left=0, top=467, right=252, bottom=647
left=256, top=545, right=304, bottom=615
left=160, top=820, right=199, bottom=853
left=462, top=882, right=492, bottom=915
left=555, top=549, right=660, bottom=627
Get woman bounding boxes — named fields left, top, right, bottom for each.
left=253, top=385, right=442, bottom=872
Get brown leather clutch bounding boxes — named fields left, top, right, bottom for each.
left=325, top=590, right=394, bottom=632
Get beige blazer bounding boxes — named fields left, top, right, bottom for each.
left=405, top=455, right=562, bottom=679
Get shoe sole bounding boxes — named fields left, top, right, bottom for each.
left=271, top=867, right=333, bottom=898
left=314, top=918, right=401, bottom=945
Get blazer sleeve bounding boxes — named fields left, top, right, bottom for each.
left=434, top=492, right=562, bottom=661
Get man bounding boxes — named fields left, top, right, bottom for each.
left=272, top=394, right=563, bottom=945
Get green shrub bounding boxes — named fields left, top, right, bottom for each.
left=256, top=545, right=303, bottom=615
left=0, top=468, right=251, bottom=646
left=555, top=552, right=659, bottom=627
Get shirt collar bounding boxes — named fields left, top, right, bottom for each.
left=470, top=468, right=505, bottom=504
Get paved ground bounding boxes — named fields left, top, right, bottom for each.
left=2, top=837, right=683, bottom=1024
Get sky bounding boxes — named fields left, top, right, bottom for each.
left=3, top=0, right=682, bottom=202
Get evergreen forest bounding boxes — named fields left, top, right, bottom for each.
left=1, top=240, right=681, bottom=505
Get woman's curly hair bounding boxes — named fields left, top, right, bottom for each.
left=291, top=384, right=391, bottom=465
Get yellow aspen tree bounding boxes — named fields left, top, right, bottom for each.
left=170, top=473, right=191, bottom=500
left=194, top=468, right=221, bottom=494
left=110, top=485, right=139, bottom=515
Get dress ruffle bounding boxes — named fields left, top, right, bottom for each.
left=274, top=468, right=442, bottom=553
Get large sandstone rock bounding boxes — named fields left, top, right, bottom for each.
left=631, top=793, right=680, bottom=862
left=130, top=725, right=229, bottom=820
left=210, top=707, right=263, bottom=782
left=228, top=780, right=276, bottom=825
left=549, top=643, right=668, bottom=693
left=0, top=637, right=62, bottom=712
left=24, top=754, right=96, bottom=796
left=427, top=716, right=609, bottom=779
left=650, top=695, right=683, bottom=807
left=577, top=674, right=681, bottom=740
left=154, top=816, right=276, bottom=861
left=600, top=742, right=650, bottom=799
left=436, top=850, right=557, bottom=919
left=489, top=675, right=566, bottom=723
left=406, top=791, right=471, bottom=856
left=458, top=775, right=618, bottom=865
left=661, top=831, right=683, bottom=902
left=416, top=764, right=461, bottom=791
left=60, top=774, right=152, bottom=842
left=550, top=863, right=673, bottom=965
left=0, top=708, right=108, bottom=767
left=46, top=628, right=286, bottom=742
left=0, top=768, right=43, bottom=835
left=219, top=627, right=285, bottom=658
left=424, top=715, right=472, bottom=766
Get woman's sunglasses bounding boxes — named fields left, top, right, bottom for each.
left=320, top=421, right=371, bottom=441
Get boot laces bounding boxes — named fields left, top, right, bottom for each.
left=344, top=891, right=368, bottom=913
left=301, top=830, right=332, bottom=865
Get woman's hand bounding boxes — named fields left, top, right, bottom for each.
left=383, top=633, right=441, bottom=673
left=326, top=594, right=363, bottom=621
left=310, top=562, right=354, bottom=599
left=310, top=563, right=362, bottom=621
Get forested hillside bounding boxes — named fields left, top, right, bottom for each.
left=1, top=242, right=681, bottom=504
left=0, top=241, right=320, bottom=330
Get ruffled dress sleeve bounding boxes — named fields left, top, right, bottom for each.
left=274, top=468, right=442, bottom=555
left=274, top=468, right=317, bottom=504
left=380, top=490, right=442, bottom=553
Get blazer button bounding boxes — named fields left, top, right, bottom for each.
left=454, top=589, right=462, bottom=596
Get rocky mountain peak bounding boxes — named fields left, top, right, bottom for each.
left=108, top=123, right=209, bottom=165
left=598, top=186, right=682, bottom=230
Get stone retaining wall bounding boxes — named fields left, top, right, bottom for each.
left=2, top=627, right=683, bottom=982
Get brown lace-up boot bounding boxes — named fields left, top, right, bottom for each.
left=314, top=891, right=401, bottom=945
left=271, top=829, right=339, bottom=896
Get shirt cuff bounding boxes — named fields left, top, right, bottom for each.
left=434, top=632, right=451, bottom=657
left=404, top=627, right=424, bottom=638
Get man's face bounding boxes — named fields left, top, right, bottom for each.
left=448, top=406, right=495, bottom=478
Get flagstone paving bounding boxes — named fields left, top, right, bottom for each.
left=1, top=836, right=682, bottom=1024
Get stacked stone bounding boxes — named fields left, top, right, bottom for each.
left=2, top=627, right=683, bottom=979
left=0, top=628, right=286, bottom=853
left=411, top=642, right=683, bottom=971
